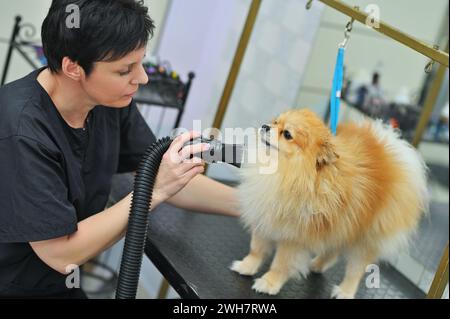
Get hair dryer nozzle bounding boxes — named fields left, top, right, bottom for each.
left=184, top=137, right=245, bottom=168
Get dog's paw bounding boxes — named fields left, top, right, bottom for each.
left=310, top=257, right=326, bottom=274
left=230, top=259, right=259, bottom=276
left=252, top=276, right=283, bottom=295
left=331, top=285, right=355, bottom=299
left=309, top=263, right=323, bottom=274
left=298, top=263, right=310, bottom=279
left=310, top=255, right=337, bottom=274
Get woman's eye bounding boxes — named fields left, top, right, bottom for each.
left=119, top=70, right=131, bottom=76
left=283, top=130, right=293, bottom=140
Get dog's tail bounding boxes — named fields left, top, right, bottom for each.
left=368, top=120, right=429, bottom=260
left=369, top=120, right=429, bottom=213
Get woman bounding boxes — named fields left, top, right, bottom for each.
left=0, top=0, right=239, bottom=298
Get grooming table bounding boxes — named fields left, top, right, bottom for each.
left=145, top=203, right=425, bottom=299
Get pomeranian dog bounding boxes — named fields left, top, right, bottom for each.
left=231, top=109, right=428, bottom=299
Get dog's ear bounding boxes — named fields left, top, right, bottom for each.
left=316, top=140, right=339, bottom=169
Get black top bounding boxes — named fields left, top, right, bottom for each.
left=0, top=68, right=156, bottom=298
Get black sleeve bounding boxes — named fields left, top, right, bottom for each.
left=0, top=136, right=78, bottom=243
left=117, top=101, right=157, bottom=173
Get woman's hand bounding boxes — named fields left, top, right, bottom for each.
left=153, top=131, right=210, bottom=203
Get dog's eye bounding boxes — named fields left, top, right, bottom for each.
left=283, top=130, right=293, bottom=140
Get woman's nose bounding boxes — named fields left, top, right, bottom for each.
left=132, top=65, right=149, bottom=85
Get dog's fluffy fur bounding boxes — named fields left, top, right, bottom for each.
left=231, top=109, right=428, bottom=298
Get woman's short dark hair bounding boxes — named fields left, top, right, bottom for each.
left=42, top=0, right=155, bottom=76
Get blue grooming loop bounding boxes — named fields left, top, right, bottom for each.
left=329, top=18, right=353, bottom=135
left=330, top=47, right=345, bottom=136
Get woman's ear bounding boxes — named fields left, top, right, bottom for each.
left=61, top=57, right=83, bottom=81
left=316, top=140, right=339, bottom=169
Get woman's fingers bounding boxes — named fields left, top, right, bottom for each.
left=168, top=131, right=201, bottom=163
left=176, top=159, right=205, bottom=175
left=153, top=131, right=209, bottom=202
left=179, top=164, right=205, bottom=183
left=179, top=143, right=210, bottom=162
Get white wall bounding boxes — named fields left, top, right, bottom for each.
left=0, top=0, right=170, bottom=84
left=147, top=0, right=247, bottom=139
left=144, top=0, right=171, bottom=52
left=0, top=0, right=52, bottom=83
left=154, top=0, right=324, bottom=181
left=296, top=0, right=449, bottom=117
left=208, top=0, right=324, bottom=181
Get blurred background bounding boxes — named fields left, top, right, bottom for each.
left=0, top=0, right=448, bottom=299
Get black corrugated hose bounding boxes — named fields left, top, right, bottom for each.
left=115, top=136, right=172, bottom=299
left=114, top=135, right=243, bottom=299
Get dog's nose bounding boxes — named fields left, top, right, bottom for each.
left=261, top=124, right=271, bottom=132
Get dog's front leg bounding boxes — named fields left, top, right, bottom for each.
left=230, top=231, right=272, bottom=276
left=331, top=248, right=376, bottom=299
left=252, top=242, right=310, bottom=295
left=310, top=250, right=339, bottom=273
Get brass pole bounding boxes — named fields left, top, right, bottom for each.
left=211, top=0, right=262, bottom=130
left=157, top=278, right=170, bottom=299
left=427, top=243, right=449, bottom=299
left=412, top=43, right=448, bottom=147
left=319, top=0, right=449, bottom=67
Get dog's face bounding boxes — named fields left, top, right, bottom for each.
left=260, top=109, right=339, bottom=168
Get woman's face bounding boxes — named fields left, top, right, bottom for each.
left=81, top=46, right=149, bottom=108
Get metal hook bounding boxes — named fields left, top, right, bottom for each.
left=339, top=19, right=354, bottom=48
left=306, top=0, right=313, bottom=10
left=425, top=45, right=440, bottom=73
left=339, top=7, right=358, bottom=49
